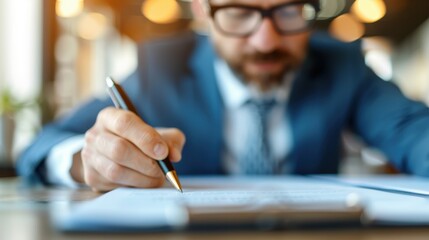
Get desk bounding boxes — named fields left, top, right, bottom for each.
left=0, top=163, right=15, bottom=177
left=0, top=177, right=428, bottom=240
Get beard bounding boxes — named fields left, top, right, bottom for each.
left=218, top=48, right=302, bottom=92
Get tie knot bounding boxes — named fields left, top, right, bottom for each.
left=247, top=98, right=277, bottom=116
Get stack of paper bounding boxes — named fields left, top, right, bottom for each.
left=55, top=175, right=429, bottom=231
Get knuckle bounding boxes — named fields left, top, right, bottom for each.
left=112, top=112, right=135, bottom=133
left=81, top=147, right=90, bottom=160
left=97, top=108, right=113, bottom=124
left=171, top=128, right=181, bottom=137
left=171, top=128, right=186, bottom=144
left=81, top=146, right=96, bottom=164
left=84, top=128, right=96, bottom=143
left=109, top=137, right=128, bottom=160
left=105, top=163, right=123, bottom=183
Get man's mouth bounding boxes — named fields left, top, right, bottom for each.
left=246, top=59, right=284, bottom=73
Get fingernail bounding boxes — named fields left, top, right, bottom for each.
left=153, top=143, right=167, bottom=158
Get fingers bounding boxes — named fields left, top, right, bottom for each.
left=81, top=146, right=165, bottom=192
left=79, top=107, right=187, bottom=192
left=157, top=128, right=186, bottom=162
left=98, top=108, right=169, bottom=160
left=91, top=130, right=163, bottom=178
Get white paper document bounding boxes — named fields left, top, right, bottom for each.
left=56, top=176, right=364, bottom=231
left=55, top=176, right=429, bottom=231
left=313, top=174, right=429, bottom=196
left=310, top=175, right=429, bottom=225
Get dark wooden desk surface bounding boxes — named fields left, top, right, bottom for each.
left=1, top=177, right=429, bottom=240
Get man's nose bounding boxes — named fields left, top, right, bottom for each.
left=247, top=18, right=282, bottom=53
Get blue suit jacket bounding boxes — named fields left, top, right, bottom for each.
left=17, top=31, right=429, bottom=182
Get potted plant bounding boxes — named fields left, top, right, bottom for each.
left=0, top=89, right=32, bottom=164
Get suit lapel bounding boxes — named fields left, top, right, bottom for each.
left=288, top=51, right=326, bottom=174
left=185, top=34, right=224, bottom=174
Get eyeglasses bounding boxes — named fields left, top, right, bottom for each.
left=208, top=1, right=319, bottom=37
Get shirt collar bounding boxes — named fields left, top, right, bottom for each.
left=214, top=59, right=294, bottom=109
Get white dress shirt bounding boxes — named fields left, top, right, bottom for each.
left=46, top=135, right=85, bottom=188
left=46, top=60, right=293, bottom=186
left=214, top=59, right=293, bottom=174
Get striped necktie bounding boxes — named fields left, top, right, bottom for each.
left=239, top=98, right=278, bottom=174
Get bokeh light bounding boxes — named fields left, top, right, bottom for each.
left=77, top=12, right=108, bottom=40
left=351, top=0, right=386, bottom=23
left=329, top=13, right=365, bottom=42
left=142, top=0, right=181, bottom=24
left=56, top=0, right=84, bottom=18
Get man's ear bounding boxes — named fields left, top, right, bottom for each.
left=191, top=0, right=208, bottom=20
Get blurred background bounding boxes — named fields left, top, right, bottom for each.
left=0, top=0, right=428, bottom=176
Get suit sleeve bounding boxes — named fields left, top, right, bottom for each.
left=16, top=97, right=110, bottom=183
left=16, top=72, right=142, bottom=183
left=350, top=57, right=429, bottom=176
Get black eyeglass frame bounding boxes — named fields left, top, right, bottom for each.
left=208, top=1, right=321, bottom=37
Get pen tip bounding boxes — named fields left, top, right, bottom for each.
left=166, top=171, right=183, bottom=193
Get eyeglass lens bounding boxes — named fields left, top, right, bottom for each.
left=213, top=3, right=316, bottom=36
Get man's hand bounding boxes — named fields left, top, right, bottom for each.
left=70, top=107, right=186, bottom=192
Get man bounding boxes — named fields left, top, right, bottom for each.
left=17, top=0, right=429, bottom=192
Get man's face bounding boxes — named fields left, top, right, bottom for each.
left=203, top=0, right=312, bottom=91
